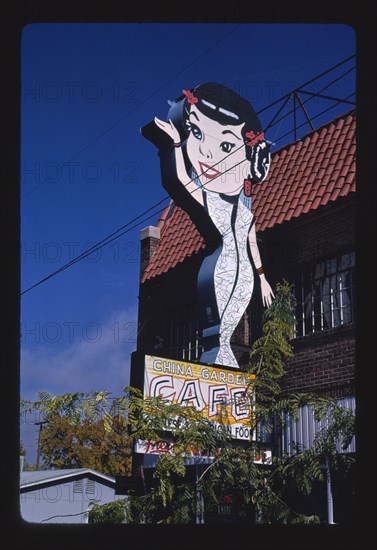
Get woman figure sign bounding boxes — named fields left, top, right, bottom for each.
left=142, top=82, right=274, bottom=368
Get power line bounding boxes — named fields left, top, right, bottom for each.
left=265, top=65, right=356, bottom=132
left=274, top=92, right=355, bottom=144
left=219, top=98, right=356, bottom=243
left=257, top=54, right=355, bottom=115
left=21, top=98, right=354, bottom=297
left=22, top=25, right=242, bottom=201
left=21, top=64, right=355, bottom=296
left=20, top=202, right=169, bottom=295
left=21, top=56, right=355, bottom=296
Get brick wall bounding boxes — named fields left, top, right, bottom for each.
left=137, top=194, right=356, bottom=397
left=282, top=324, right=355, bottom=397
left=139, top=226, right=161, bottom=281
left=259, top=195, right=356, bottom=283
left=257, top=194, right=356, bottom=397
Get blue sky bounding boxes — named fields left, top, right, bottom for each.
left=20, top=23, right=355, bottom=461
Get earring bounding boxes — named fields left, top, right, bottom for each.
left=243, top=179, right=252, bottom=197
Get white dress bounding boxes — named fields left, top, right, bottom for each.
left=203, top=190, right=254, bottom=368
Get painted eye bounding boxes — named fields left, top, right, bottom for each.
left=191, top=123, right=202, bottom=140
left=220, top=141, right=235, bottom=153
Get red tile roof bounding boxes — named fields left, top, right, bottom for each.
left=141, top=204, right=205, bottom=283
left=142, top=110, right=356, bottom=283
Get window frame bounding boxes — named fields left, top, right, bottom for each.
left=169, top=304, right=203, bottom=362
left=293, top=250, right=355, bottom=338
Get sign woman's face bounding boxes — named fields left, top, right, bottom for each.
left=186, top=105, right=248, bottom=195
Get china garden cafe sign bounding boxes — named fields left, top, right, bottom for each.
left=136, top=354, right=255, bottom=448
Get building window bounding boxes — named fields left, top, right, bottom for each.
left=170, top=305, right=203, bottom=361
left=294, top=251, right=355, bottom=337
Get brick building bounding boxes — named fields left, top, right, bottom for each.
left=133, top=108, right=356, bottom=522
left=137, top=109, right=355, bottom=392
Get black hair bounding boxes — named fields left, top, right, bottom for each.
left=185, top=82, right=261, bottom=134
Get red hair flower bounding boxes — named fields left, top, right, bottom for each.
left=245, top=130, right=264, bottom=146
left=182, top=89, right=198, bottom=104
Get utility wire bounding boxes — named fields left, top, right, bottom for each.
left=20, top=197, right=172, bottom=295
left=21, top=92, right=354, bottom=296
left=218, top=96, right=356, bottom=245
left=257, top=53, right=355, bottom=115
left=21, top=67, right=355, bottom=295
left=21, top=137, right=260, bottom=295
left=275, top=92, right=355, bottom=144
left=22, top=24, right=242, bottom=200
left=271, top=95, right=293, bottom=145
left=266, top=64, right=356, bottom=132
left=20, top=205, right=169, bottom=295
left=21, top=56, right=355, bottom=296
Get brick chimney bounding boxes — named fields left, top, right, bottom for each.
left=139, top=225, right=160, bottom=281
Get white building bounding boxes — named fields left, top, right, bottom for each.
left=20, top=468, right=123, bottom=524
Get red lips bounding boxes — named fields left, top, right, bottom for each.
left=198, top=161, right=221, bottom=180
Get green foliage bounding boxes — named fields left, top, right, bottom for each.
left=246, top=281, right=296, bottom=441
left=121, top=388, right=233, bottom=523
left=22, top=281, right=355, bottom=524
left=27, top=390, right=133, bottom=477
left=248, top=281, right=295, bottom=385
left=20, top=440, right=37, bottom=470
left=88, top=499, right=127, bottom=524
left=125, top=389, right=231, bottom=457
left=120, top=280, right=354, bottom=525
left=20, top=441, right=26, bottom=456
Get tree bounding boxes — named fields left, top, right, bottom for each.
left=20, top=439, right=37, bottom=471
left=22, top=283, right=354, bottom=524
left=87, top=281, right=355, bottom=524
left=23, top=390, right=133, bottom=477
left=86, top=387, right=232, bottom=524
left=87, top=500, right=127, bottom=524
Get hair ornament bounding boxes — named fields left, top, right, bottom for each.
left=245, top=130, right=265, bottom=147
left=182, top=89, right=199, bottom=104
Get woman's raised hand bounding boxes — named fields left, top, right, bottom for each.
left=154, top=117, right=204, bottom=206
left=154, top=117, right=181, bottom=144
